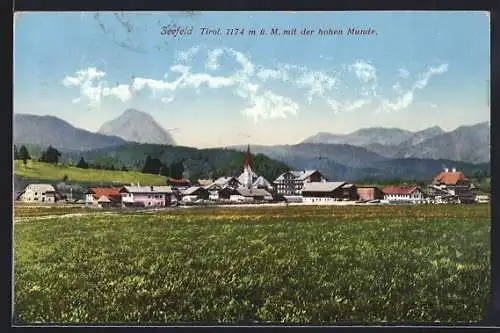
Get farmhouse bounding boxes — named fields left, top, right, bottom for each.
left=230, top=187, right=273, bottom=203
left=356, top=185, right=384, bottom=201
left=274, top=170, right=327, bottom=196
left=181, top=186, right=210, bottom=202
left=18, top=184, right=58, bottom=203
left=382, top=186, right=424, bottom=204
left=432, top=168, right=475, bottom=203
left=424, top=185, right=459, bottom=204
left=85, top=187, right=122, bottom=208
left=301, top=182, right=358, bottom=203
left=120, top=185, right=173, bottom=207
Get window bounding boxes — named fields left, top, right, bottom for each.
left=34, top=192, right=38, bottom=196
left=148, top=195, right=151, bottom=199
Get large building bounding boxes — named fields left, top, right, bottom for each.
left=382, top=186, right=424, bottom=204
left=301, top=182, right=358, bottom=203
left=273, top=170, right=327, bottom=196
left=432, top=167, right=475, bottom=203
left=18, top=184, right=58, bottom=203
left=119, top=185, right=173, bottom=207
left=86, top=187, right=122, bottom=208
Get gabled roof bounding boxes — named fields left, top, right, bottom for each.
left=253, top=176, right=272, bottom=188
left=236, top=187, right=272, bottom=197
left=297, top=170, right=323, bottom=181
left=88, top=187, right=122, bottom=202
left=433, top=171, right=469, bottom=186
left=182, top=186, right=208, bottom=195
left=97, top=195, right=112, bottom=203
left=214, top=176, right=241, bottom=186
left=382, top=186, right=420, bottom=195
left=25, top=184, right=56, bottom=193
left=120, top=186, right=172, bottom=194
left=274, top=170, right=324, bottom=182
left=302, top=182, right=346, bottom=192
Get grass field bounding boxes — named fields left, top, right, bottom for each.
left=13, top=204, right=490, bottom=324
left=14, top=160, right=166, bottom=185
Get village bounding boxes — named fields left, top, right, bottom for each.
left=15, top=146, right=489, bottom=209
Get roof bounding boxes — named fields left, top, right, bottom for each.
left=197, top=179, right=213, bottom=186
left=236, top=187, right=272, bottom=197
left=302, top=182, right=346, bottom=193
left=274, top=170, right=324, bottom=182
left=214, top=176, right=241, bottom=186
left=433, top=171, right=469, bottom=186
left=97, top=195, right=112, bottom=203
left=25, top=184, right=56, bottom=193
left=382, top=186, right=420, bottom=195
left=167, top=177, right=190, bottom=185
left=253, top=176, right=272, bottom=188
left=88, top=187, right=122, bottom=202
left=120, top=186, right=172, bottom=194
left=297, top=170, right=322, bottom=181
left=182, top=186, right=208, bottom=195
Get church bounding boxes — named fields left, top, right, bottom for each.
left=237, top=145, right=273, bottom=192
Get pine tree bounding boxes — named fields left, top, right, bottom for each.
left=18, top=145, right=31, bottom=166
left=39, top=146, right=61, bottom=164
left=76, top=157, right=89, bottom=169
left=13, top=145, right=19, bottom=160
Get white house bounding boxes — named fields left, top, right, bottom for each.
left=18, top=184, right=57, bottom=203
left=382, top=185, right=424, bottom=204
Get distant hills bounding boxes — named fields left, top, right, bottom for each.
left=302, top=122, right=490, bottom=164
left=13, top=114, right=127, bottom=151
left=14, top=109, right=177, bottom=151
left=98, top=109, right=176, bottom=146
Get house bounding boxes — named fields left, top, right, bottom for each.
left=382, top=186, right=424, bottom=204
left=424, top=185, right=459, bottom=204
left=218, top=186, right=239, bottom=200
left=356, top=185, right=384, bottom=201
left=85, top=187, right=122, bottom=208
left=432, top=168, right=475, bottom=203
left=181, top=186, right=210, bottom=201
left=119, top=185, right=173, bottom=207
left=301, top=182, right=358, bottom=203
left=18, top=184, right=58, bottom=203
left=274, top=170, right=327, bottom=196
left=230, top=187, right=273, bottom=203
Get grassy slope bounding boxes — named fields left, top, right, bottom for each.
left=14, top=160, right=166, bottom=185
left=14, top=205, right=490, bottom=323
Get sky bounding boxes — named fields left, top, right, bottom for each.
left=14, top=11, right=490, bottom=148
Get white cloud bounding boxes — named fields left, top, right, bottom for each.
left=349, top=61, right=376, bottom=83
left=242, top=91, right=299, bottom=121
left=378, top=63, right=449, bottom=113
left=206, top=48, right=224, bottom=70
left=296, top=70, right=337, bottom=103
left=397, top=68, right=410, bottom=79
left=176, top=45, right=200, bottom=62
left=62, top=48, right=449, bottom=120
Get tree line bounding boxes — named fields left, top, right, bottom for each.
left=14, top=145, right=186, bottom=179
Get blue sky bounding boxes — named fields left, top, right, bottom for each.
left=14, top=11, right=490, bottom=148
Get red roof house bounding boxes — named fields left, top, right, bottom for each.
left=167, top=177, right=191, bottom=187
left=433, top=169, right=469, bottom=186
left=86, top=187, right=122, bottom=206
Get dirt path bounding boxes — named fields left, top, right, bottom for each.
left=13, top=211, right=119, bottom=223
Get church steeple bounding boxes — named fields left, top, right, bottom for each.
left=244, top=144, right=251, bottom=169
left=243, top=144, right=253, bottom=188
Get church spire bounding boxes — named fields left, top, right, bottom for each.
left=244, top=144, right=251, bottom=169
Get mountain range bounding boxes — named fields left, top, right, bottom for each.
left=301, top=122, right=490, bottom=164
left=13, top=110, right=490, bottom=182
left=14, top=109, right=176, bottom=151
